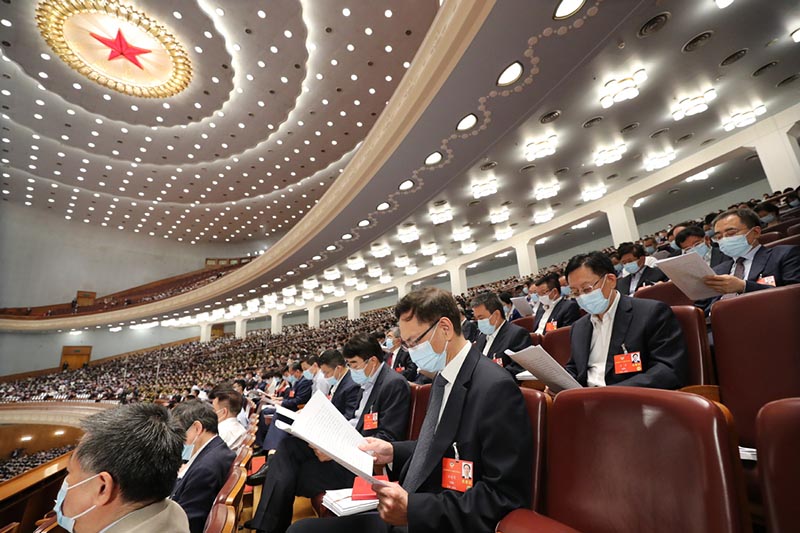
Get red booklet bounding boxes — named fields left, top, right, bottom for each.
left=351, top=475, right=389, bottom=501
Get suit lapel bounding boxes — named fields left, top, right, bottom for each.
left=748, top=246, right=770, bottom=281
left=489, top=322, right=508, bottom=358
left=606, top=296, right=633, bottom=375
left=572, top=317, right=592, bottom=372
left=357, top=365, right=386, bottom=430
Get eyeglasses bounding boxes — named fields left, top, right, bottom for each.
left=400, top=319, right=440, bottom=349
left=570, top=276, right=605, bottom=297
left=711, top=226, right=751, bottom=243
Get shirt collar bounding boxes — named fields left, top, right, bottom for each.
left=742, top=243, right=761, bottom=262
left=440, top=341, right=472, bottom=385
left=590, top=290, right=621, bottom=327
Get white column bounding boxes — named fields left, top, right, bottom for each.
left=270, top=312, right=283, bottom=335
left=605, top=204, right=640, bottom=246
left=448, top=264, right=467, bottom=295
left=199, top=323, right=212, bottom=343
left=513, top=240, right=538, bottom=278
left=752, top=129, right=800, bottom=192
left=308, top=305, right=320, bottom=328
left=347, top=296, right=360, bottom=320
left=234, top=318, right=247, bottom=339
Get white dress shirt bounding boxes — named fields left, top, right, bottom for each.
left=586, top=291, right=622, bottom=388
left=436, top=341, right=472, bottom=426
left=482, top=321, right=506, bottom=356
left=534, top=297, right=562, bottom=335
left=312, top=369, right=331, bottom=396
left=217, top=417, right=246, bottom=449
left=350, top=363, right=385, bottom=427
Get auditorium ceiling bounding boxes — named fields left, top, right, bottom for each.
left=1, top=0, right=799, bottom=331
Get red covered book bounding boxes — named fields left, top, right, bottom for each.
left=351, top=475, right=389, bottom=501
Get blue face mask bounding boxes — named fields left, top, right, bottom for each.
left=477, top=318, right=496, bottom=336
left=685, top=242, right=709, bottom=258
left=522, top=287, right=529, bottom=295
left=54, top=473, right=100, bottom=533
left=576, top=276, right=611, bottom=316
left=717, top=230, right=754, bottom=259
left=287, top=374, right=297, bottom=385
left=302, top=369, right=313, bottom=381
left=350, top=367, right=367, bottom=385
left=759, top=214, right=775, bottom=224
left=614, top=263, right=623, bottom=273
left=789, top=199, right=800, bottom=208
left=560, top=286, right=571, bottom=297
left=182, top=427, right=199, bottom=461
left=529, top=293, right=539, bottom=304
left=408, top=323, right=448, bottom=373
left=326, top=374, right=338, bottom=387
left=622, top=261, right=640, bottom=274
left=504, top=306, right=512, bottom=318
left=383, top=338, right=394, bottom=350
left=670, top=240, right=681, bottom=251
left=644, top=245, right=655, bottom=255
left=705, top=229, right=715, bottom=238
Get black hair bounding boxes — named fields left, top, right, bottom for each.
left=208, top=385, right=243, bottom=414
left=497, top=292, right=513, bottom=305
left=534, top=272, right=560, bottom=292
left=394, top=287, right=462, bottom=336
left=617, top=242, right=644, bottom=259
left=342, top=333, right=385, bottom=363
left=470, top=291, right=505, bottom=320
left=171, top=399, right=219, bottom=435
left=565, top=251, right=616, bottom=281
left=675, top=225, right=705, bottom=247
left=318, top=349, right=345, bottom=368
left=754, top=202, right=779, bottom=215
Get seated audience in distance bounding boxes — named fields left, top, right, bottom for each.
left=608, top=251, right=623, bottom=273
left=301, top=355, right=331, bottom=397
left=209, top=385, right=246, bottom=449
left=458, top=306, right=478, bottom=343
left=318, top=348, right=360, bottom=420
left=288, top=288, right=533, bottom=533
left=246, top=334, right=411, bottom=533
left=471, top=291, right=532, bottom=376
left=703, top=208, right=800, bottom=297
left=558, top=274, right=572, bottom=299
left=784, top=190, right=800, bottom=208
left=170, top=400, right=236, bottom=533
left=526, top=278, right=543, bottom=314
left=642, top=235, right=658, bottom=255
left=676, top=225, right=729, bottom=268
left=564, top=252, right=688, bottom=389
left=55, top=403, right=189, bottom=533
left=530, top=273, right=581, bottom=334
left=754, top=201, right=781, bottom=228
left=498, top=292, right=520, bottom=322
left=616, top=242, right=669, bottom=295
left=385, top=327, right=418, bottom=382
left=260, top=363, right=312, bottom=452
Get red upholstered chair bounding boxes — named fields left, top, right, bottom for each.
left=757, top=398, right=800, bottom=533
left=761, top=218, right=799, bottom=236
left=519, top=388, right=550, bottom=512
left=408, top=384, right=431, bottom=440
left=757, top=231, right=782, bottom=245
left=763, top=233, right=800, bottom=248
left=496, top=388, right=750, bottom=533
left=540, top=326, right=571, bottom=367
left=787, top=222, right=800, bottom=236
left=670, top=305, right=714, bottom=386
left=512, top=316, right=535, bottom=332
left=215, top=466, right=247, bottom=518
left=528, top=333, right=543, bottom=346
left=633, top=281, right=693, bottom=307
left=232, top=445, right=253, bottom=469
left=203, top=503, right=236, bottom=533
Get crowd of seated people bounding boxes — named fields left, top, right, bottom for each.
left=0, top=445, right=76, bottom=482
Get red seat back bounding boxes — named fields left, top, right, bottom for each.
left=633, top=281, right=693, bottom=307
left=520, top=388, right=550, bottom=512
left=757, top=398, right=800, bottom=533
left=787, top=222, right=800, bottom=236
left=757, top=231, right=783, bottom=245
left=545, top=388, right=750, bottom=533
left=203, top=503, right=235, bottom=533
left=670, top=306, right=713, bottom=385
left=408, top=384, right=430, bottom=440
left=541, top=326, right=571, bottom=366
left=711, top=285, right=800, bottom=446
left=763, top=233, right=800, bottom=248
left=512, top=316, right=535, bottom=332
left=528, top=333, right=543, bottom=346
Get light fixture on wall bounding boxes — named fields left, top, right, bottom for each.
left=302, top=278, right=319, bottom=290
left=323, top=268, right=341, bottom=281
left=347, top=256, right=366, bottom=271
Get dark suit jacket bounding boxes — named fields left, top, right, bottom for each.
left=281, top=377, right=311, bottom=411
left=709, top=245, right=729, bottom=268
left=171, top=436, right=236, bottom=533
left=532, top=298, right=582, bottom=332
left=355, top=364, right=411, bottom=442
left=474, top=321, right=532, bottom=376
left=390, top=347, right=419, bottom=382
left=713, top=244, right=800, bottom=293
left=616, top=265, right=669, bottom=295
left=330, top=370, right=360, bottom=421
left=566, top=294, right=688, bottom=389
left=461, top=319, right=478, bottom=343
left=392, top=345, right=533, bottom=533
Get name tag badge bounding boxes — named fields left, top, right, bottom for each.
left=364, top=412, right=379, bottom=430
left=492, top=357, right=504, bottom=367
left=289, top=390, right=295, bottom=398
left=614, top=351, right=643, bottom=374
left=442, top=458, right=473, bottom=492
left=545, top=321, right=558, bottom=332
left=395, top=366, right=405, bottom=373
left=757, top=275, right=776, bottom=286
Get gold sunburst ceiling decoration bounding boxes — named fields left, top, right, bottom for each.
left=35, top=0, right=192, bottom=98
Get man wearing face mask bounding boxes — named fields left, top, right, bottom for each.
left=53, top=403, right=189, bottom=533
left=675, top=225, right=729, bottom=268
left=471, top=292, right=531, bottom=377
left=753, top=202, right=781, bottom=229
left=702, top=208, right=800, bottom=298
left=301, top=355, right=331, bottom=397
left=246, top=335, right=410, bottom=533
left=531, top=273, right=582, bottom=335
left=498, top=292, right=521, bottom=322
left=385, top=327, right=418, bottom=382
left=208, top=385, right=246, bottom=449
left=319, top=348, right=360, bottom=420
left=170, top=400, right=236, bottom=533
left=564, top=252, right=688, bottom=389
left=255, top=363, right=312, bottom=459
left=615, top=242, right=669, bottom=296
left=287, top=288, right=533, bottom=533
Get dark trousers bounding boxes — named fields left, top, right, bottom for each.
left=287, top=513, right=398, bottom=533
left=254, top=407, right=276, bottom=448
left=251, top=436, right=356, bottom=533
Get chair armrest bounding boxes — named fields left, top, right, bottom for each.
left=496, top=509, right=581, bottom=533
left=680, top=385, right=720, bottom=403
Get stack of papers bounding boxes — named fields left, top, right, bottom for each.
left=511, top=297, right=534, bottom=317
left=322, top=488, right=378, bottom=517
left=654, top=253, right=719, bottom=300
left=506, top=345, right=582, bottom=393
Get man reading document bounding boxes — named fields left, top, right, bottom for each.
left=289, top=288, right=533, bottom=533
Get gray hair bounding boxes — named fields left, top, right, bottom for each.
left=77, top=403, right=183, bottom=504
left=388, top=327, right=401, bottom=337
left=171, top=399, right=219, bottom=434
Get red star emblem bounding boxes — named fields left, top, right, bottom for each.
left=90, top=29, right=151, bottom=70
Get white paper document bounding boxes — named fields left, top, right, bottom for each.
left=654, top=253, right=719, bottom=300
left=515, top=370, right=538, bottom=381
left=511, top=297, right=534, bottom=317
left=322, top=488, right=378, bottom=517
left=506, top=345, right=582, bottom=393
left=285, top=391, right=390, bottom=486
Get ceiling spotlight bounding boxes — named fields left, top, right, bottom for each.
left=461, top=241, right=478, bottom=255
left=370, top=242, right=391, bottom=258
left=376, top=202, right=390, bottom=211
left=457, top=113, right=478, bottom=131
left=593, top=141, right=627, bottom=166
left=535, top=237, right=548, bottom=245
left=533, top=208, right=555, bottom=224
left=714, top=0, right=734, bottom=8
left=685, top=166, right=715, bottom=182
left=425, top=151, right=443, bottom=166
left=420, top=242, right=439, bottom=256
left=489, top=206, right=510, bottom=224
left=432, top=255, right=447, bottom=266
left=471, top=176, right=498, bottom=199
left=452, top=225, right=472, bottom=242
left=368, top=265, right=383, bottom=278
left=672, top=88, right=717, bottom=120
left=553, top=0, right=586, bottom=19
left=599, top=68, right=647, bottom=109
left=571, top=220, right=591, bottom=230
left=524, top=134, right=558, bottom=161
left=405, top=264, right=419, bottom=276
left=495, top=226, right=514, bottom=241
left=497, top=61, right=523, bottom=86
left=633, top=198, right=645, bottom=208
left=347, top=256, right=366, bottom=271
left=582, top=185, right=608, bottom=202
left=644, top=149, right=677, bottom=171
left=323, top=268, right=341, bottom=281
left=395, top=255, right=411, bottom=268
left=722, top=104, right=766, bottom=131
left=429, top=203, right=453, bottom=225
left=397, top=225, right=420, bottom=243
left=398, top=179, right=415, bottom=191
left=534, top=181, right=561, bottom=201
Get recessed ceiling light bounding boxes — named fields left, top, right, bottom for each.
left=425, top=151, right=443, bottom=166
left=714, top=0, right=734, bottom=8
left=342, top=7, right=351, bottom=16
left=377, top=202, right=390, bottom=211
left=398, top=179, right=415, bottom=191
left=553, top=0, right=586, bottom=19
left=456, top=113, right=478, bottom=131
left=0, top=19, right=12, bottom=28
left=497, top=61, right=523, bottom=86
left=792, top=29, right=800, bottom=43
left=172, top=11, right=182, bottom=19
left=358, top=219, right=370, bottom=227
